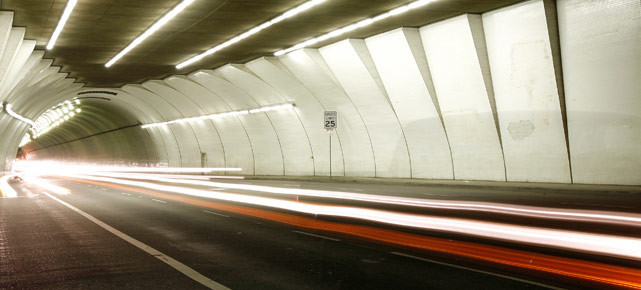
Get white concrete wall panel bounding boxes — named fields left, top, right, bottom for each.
left=0, top=12, right=13, bottom=60
left=189, top=71, right=284, bottom=175
left=366, top=28, right=453, bottom=179
left=0, top=117, right=24, bottom=170
left=0, top=51, right=43, bottom=97
left=216, top=64, right=314, bottom=176
left=280, top=49, right=376, bottom=177
left=558, top=0, right=641, bottom=185
left=20, top=77, right=74, bottom=117
left=143, top=80, right=226, bottom=168
left=245, top=57, right=340, bottom=176
left=122, top=84, right=200, bottom=167
left=0, top=39, right=35, bottom=96
left=319, top=39, right=411, bottom=178
left=482, top=0, right=571, bottom=182
left=0, top=28, right=25, bottom=97
left=420, top=15, right=506, bottom=181
left=169, top=75, right=255, bottom=173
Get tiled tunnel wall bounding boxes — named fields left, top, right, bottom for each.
left=4, top=0, right=640, bottom=185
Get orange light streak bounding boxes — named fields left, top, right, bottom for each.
left=64, top=177, right=641, bottom=289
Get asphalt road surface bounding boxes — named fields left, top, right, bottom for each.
left=1, top=176, right=639, bottom=289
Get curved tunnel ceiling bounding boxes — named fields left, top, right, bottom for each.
left=1, top=0, right=524, bottom=87
left=22, top=96, right=158, bottom=164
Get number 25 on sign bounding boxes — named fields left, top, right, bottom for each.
left=324, top=111, right=337, bottom=129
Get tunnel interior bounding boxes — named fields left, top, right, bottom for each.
left=0, top=0, right=638, bottom=186
left=20, top=96, right=159, bottom=166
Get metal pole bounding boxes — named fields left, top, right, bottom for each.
left=329, top=133, right=332, bottom=180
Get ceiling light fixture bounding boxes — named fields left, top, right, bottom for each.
left=105, top=0, right=196, bottom=67
left=142, top=103, right=294, bottom=129
left=46, top=0, right=78, bottom=50
left=274, top=0, right=436, bottom=56
left=176, top=0, right=327, bottom=69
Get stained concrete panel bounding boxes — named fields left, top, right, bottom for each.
left=483, top=0, right=571, bottom=182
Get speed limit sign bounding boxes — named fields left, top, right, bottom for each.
left=324, top=111, right=337, bottom=129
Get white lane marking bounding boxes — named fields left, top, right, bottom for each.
left=203, top=210, right=229, bottom=218
left=209, top=187, right=227, bottom=191
left=152, top=199, right=167, bottom=204
left=293, top=231, right=340, bottom=242
left=390, top=252, right=560, bottom=289
left=42, top=192, right=229, bottom=290
left=121, top=192, right=132, bottom=196
left=101, top=188, right=107, bottom=191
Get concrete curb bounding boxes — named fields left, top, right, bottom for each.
left=240, top=175, right=641, bottom=194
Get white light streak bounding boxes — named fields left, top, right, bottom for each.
left=46, top=0, right=78, bottom=50
left=12, top=161, right=241, bottom=175
left=69, top=171, right=641, bottom=228
left=176, top=0, right=327, bottom=69
left=49, top=173, right=641, bottom=261
left=5, top=104, right=36, bottom=126
left=274, top=0, right=437, bottom=56
left=22, top=175, right=70, bottom=195
left=106, top=0, right=196, bottom=67
left=141, top=103, right=294, bottom=129
left=0, top=175, right=18, bottom=198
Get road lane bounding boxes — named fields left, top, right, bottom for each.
left=0, top=185, right=210, bottom=289
left=11, top=177, right=552, bottom=289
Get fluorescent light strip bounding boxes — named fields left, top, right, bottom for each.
left=274, top=0, right=436, bottom=56
left=141, top=103, right=294, bottom=129
left=176, top=0, right=327, bottom=69
left=105, top=0, right=196, bottom=67
left=5, top=104, right=36, bottom=126
left=46, top=0, right=78, bottom=50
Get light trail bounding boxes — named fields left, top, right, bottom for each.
left=48, top=176, right=641, bottom=289
left=12, top=161, right=242, bottom=174
left=0, top=175, right=18, bottom=198
left=21, top=174, right=70, bottom=195
left=50, top=173, right=641, bottom=261
left=61, top=171, right=641, bottom=228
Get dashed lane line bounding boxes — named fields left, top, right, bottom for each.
left=390, top=252, right=560, bottom=289
left=293, top=230, right=341, bottom=242
left=203, top=210, right=229, bottom=218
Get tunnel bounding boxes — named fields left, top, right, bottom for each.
left=0, top=0, right=640, bottom=289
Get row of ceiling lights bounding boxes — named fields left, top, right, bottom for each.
left=46, top=0, right=439, bottom=69
left=141, top=103, right=294, bottom=129
left=9, top=99, right=83, bottom=147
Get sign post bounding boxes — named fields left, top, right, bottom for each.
left=324, top=111, right=337, bottom=179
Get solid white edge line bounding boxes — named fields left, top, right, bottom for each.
left=390, top=252, right=561, bottom=290
left=293, top=230, right=341, bottom=242
left=42, top=192, right=229, bottom=290
left=152, top=199, right=167, bottom=204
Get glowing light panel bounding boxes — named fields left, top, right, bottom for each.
left=176, top=0, right=327, bottom=69
left=106, top=0, right=196, bottom=67
left=46, top=0, right=78, bottom=50
left=275, top=0, right=437, bottom=56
